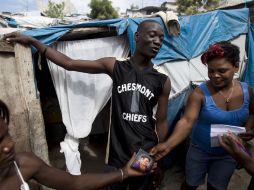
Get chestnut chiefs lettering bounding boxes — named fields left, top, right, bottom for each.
left=117, top=83, right=155, bottom=100
left=118, top=83, right=155, bottom=123
left=122, top=113, right=147, bottom=123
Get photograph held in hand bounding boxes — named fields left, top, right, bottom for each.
left=131, top=149, right=154, bottom=173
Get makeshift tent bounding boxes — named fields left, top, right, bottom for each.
left=19, top=7, right=253, bottom=174
left=1, top=7, right=252, bottom=176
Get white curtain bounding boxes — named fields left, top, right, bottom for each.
left=47, top=35, right=130, bottom=175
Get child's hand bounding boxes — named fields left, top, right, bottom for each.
left=219, top=134, right=251, bottom=160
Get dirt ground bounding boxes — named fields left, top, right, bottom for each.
left=159, top=164, right=251, bottom=190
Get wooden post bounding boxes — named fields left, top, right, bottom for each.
left=14, top=43, right=49, bottom=162
left=0, top=41, right=51, bottom=189
left=14, top=44, right=51, bottom=190
left=0, top=40, right=32, bottom=152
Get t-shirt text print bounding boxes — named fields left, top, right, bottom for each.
left=117, top=82, right=155, bottom=123
left=117, top=83, right=154, bottom=100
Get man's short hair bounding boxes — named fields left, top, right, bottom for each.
left=137, top=20, right=162, bottom=33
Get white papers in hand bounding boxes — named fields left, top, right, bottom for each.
left=210, top=124, right=246, bottom=147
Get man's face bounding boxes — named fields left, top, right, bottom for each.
left=135, top=22, right=164, bottom=58
left=0, top=120, right=15, bottom=169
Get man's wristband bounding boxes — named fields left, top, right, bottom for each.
left=119, top=168, right=128, bottom=181
left=119, top=169, right=124, bottom=181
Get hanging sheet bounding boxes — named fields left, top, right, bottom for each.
left=47, top=36, right=129, bottom=175
left=47, top=35, right=130, bottom=138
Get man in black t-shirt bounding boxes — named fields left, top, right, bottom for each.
left=4, top=20, right=171, bottom=190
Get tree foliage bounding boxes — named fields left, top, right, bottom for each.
left=176, top=0, right=220, bottom=15
left=88, top=0, right=119, bottom=20
left=43, top=0, right=65, bottom=19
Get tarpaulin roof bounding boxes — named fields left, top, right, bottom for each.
left=243, top=23, right=254, bottom=88
left=24, top=8, right=249, bottom=64
left=23, top=18, right=124, bottom=48
left=151, top=8, right=249, bottom=63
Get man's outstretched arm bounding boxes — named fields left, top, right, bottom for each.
left=19, top=152, right=153, bottom=190
left=4, top=32, right=115, bottom=76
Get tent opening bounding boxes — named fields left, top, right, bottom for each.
left=34, top=52, right=111, bottom=172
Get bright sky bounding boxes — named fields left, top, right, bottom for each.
left=0, top=0, right=175, bottom=14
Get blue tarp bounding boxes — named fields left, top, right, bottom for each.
left=24, top=8, right=249, bottom=65
left=5, top=17, right=17, bottom=27
left=127, top=8, right=249, bottom=64
left=243, top=24, right=254, bottom=88
left=24, top=18, right=124, bottom=47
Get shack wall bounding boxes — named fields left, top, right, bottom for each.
left=0, top=41, right=50, bottom=190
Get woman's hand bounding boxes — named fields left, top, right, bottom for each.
left=3, top=32, right=34, bottom=45
left=149, top=142, right=170, bottom=161
left=219, top=134, right=251, bottom=160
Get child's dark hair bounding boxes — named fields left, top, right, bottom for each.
left=201, top=41, right=240, bottom=67
left=0, top=100, right=9, bottom=125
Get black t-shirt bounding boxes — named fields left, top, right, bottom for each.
left=108, top=59, right=167, bottom=168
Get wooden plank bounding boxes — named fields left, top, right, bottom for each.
left=0, top=40, right=14, bottom=52
left=14, top=44, right=50, bottom=163
left=14, top=44, right=51, bottom=190
left=0, top=52, right=31, bottom=152
left=59, top=26, right=117, bottom=41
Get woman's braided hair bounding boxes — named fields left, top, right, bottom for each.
left=201, top=41, right=240, bottom=67
left=0, top=100, right=9, bottom=125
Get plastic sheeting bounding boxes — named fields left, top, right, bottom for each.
left=12, top=16, right=57, bottom=28
left=23, top=8, right=249, bottom=66
left=23, top=18, right=124, bottom=47
left=0, top=28, right=22, bottom=35
left=243, top=24, right=254, bottom=88
left=155, top=35, right=247, bottom=98
left=127, top=8, right=249, bottom=65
